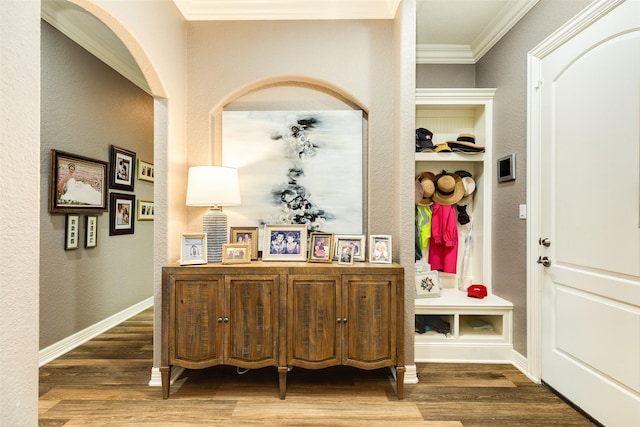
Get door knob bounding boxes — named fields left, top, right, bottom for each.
left=537, top=256, right=551, bottom=267
left=538, top=237, right=551, bottom=247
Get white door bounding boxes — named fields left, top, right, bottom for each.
left=533, top=1, right=640, bottom=425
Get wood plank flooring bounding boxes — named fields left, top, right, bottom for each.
left=39, top=307, right=595, bottom=426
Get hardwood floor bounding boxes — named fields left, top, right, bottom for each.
left=39, top=307, right=594, bottom=426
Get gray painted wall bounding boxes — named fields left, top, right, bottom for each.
left=40, top=21, right=154, bottom=349
left=475, top=0, right=592, bottom=354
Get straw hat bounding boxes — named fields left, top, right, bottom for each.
left=416, top=171, right=436, bottom=206
left=432, top=172, right=465, bottom=205
left=447, top=133, right=485, bottom=152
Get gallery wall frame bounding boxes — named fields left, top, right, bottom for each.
left=49, top=149, right=108, bottom=214
left=137, top=159, right=154, bottom=182
left=65, top=214, right=80, bottom=250
left=137, top=200, right=154, bottom=221
left=109, top=192, right=135, bottom=236
left=85, top=215, right=98, bottom=248
left=109, top=145, right=136, bottom=191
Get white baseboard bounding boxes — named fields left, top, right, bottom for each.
left=39, top=297, right=153, bottom=367
left=404, top=363, right=419, bottom=384
left=148, top=366, right=185, bottom=387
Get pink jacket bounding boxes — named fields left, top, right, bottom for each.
left=428, top=203, right=458, bottom=273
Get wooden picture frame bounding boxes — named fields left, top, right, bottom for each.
left=85, top=215, right=98, bottom=248
left=222, top=243, right=251, bottom=264
left=180, top=233, right=207, bottom=265
left=109, top=145, right=136, bottom=191
left=49, top=149, right=108, bottom=214
left=65, top=214, right=80, bottom=250
left=262, top=224, right=307, bottom=261
left=369, top=234, right=392, bottom=264
left=308, top=232, right=333, bottom=263
left=336, top=240, right=356, bottom=265
left=230, top=227, right=259, bottom=260
left=137, top=159, right=154, bottom=182
left=137, top=200, right=154, bottom=221
left=109, top=192, right=135, bottom=236
left=333, top=234, right=366, bottom=262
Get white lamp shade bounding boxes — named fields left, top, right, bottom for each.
left=186, top=166, right=241, bottom=207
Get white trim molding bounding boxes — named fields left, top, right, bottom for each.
left=39, top=297, right=153, bottom=367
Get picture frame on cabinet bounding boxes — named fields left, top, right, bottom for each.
left=180, top=233, right=207, bottom=265
left=230, top=227, right=259, bottom=260
left=109, top=192, right=135, bottom=236
left=336, top=240, right=355, bottom=265
left=333, top=234, right=366, bottom=262
left=65, top=214, right=80, bottom=250
left=137, top=200, right=154, bottom=221
left=137, top=159, right=154, bottom=182
left=49, top=149, right=108, bottom=214
left=85, top=215, right=98, bottom=248
left=415, top=271, right=441, bottom=298
left=369, top=234, right=392, bottom=264
left=109, top=145, right=136, bottom=191
left=262, top=224, right=307, bottom=261
left=221, top=243, right=251, bottom=264
left=308, top=232, right=333, bottom=263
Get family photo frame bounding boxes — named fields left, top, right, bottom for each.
left=109, top=192, right=135, bottom=236
left=230, top=227, right=259, bottom=260
left=222, top=243, right=251, bottom=264
left=262, top=224, right=307, bottom=261
left=137, top=159, right=154, bottom=182
left=49, top=149, right=108, bottom=214
left=369, top=234, right=392, bottom=264
left=333, top=234, right=366, bottom=262
left=65, top=214, right=80, bottom=250
left=109, top=145, right=136, bottom=191
left=180, top=232, right=207, bottom=265
left=308, top=232, right=333, bottom=263
left=137, top=200, right=154, bottom=221
left=85, top=215, right=98, bottom=248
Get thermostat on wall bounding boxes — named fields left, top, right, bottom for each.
left=497, top=153, right=516, bottom=182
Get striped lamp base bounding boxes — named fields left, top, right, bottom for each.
left=203, top=208, right=227, bottom=263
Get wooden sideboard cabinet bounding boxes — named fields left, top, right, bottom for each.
left=161, top=262, right=404, bottom=400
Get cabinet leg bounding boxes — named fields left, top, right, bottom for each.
left=278, top=366, right=288, bottom=400
left=395, top=366, right=405, bottom=400
left=160, top=366, right=170, bottom=399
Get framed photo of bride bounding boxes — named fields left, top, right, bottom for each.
left=49, top=149, right=108, bottom=214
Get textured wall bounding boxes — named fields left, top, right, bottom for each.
left=416, top=64, right=475, bottom=88
left=0, top=1, right=40, bottom=424
left=475, top=0, right=593, bottom=355
left=40, top=21, right=154, bottom=349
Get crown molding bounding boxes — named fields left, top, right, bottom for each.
left=41, top=1, right=151, bottom=94
left=172, top=0, right=401, bottom=21
left=417, top=0, right=539, bottom=64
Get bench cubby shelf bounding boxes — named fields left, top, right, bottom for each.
left=414, top=89, right=513, bottom=363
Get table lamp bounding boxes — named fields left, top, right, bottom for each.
left=186, top=166, right=241, bottom=262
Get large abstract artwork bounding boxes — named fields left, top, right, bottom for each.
left=222, top=110, right=363, bottom=236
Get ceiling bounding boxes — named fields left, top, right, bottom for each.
left=41, top=0, right=539, bottom=94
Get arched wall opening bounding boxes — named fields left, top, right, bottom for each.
left=185, top=76, right=371, bottom=241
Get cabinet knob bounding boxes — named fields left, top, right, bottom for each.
left=342, top=318, right=348, bottom=323
left=223, top=317, right=229, bottom=323
left=217, top=317, right=223, bottom=323
left=336, top=318, right=342, bottom=323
